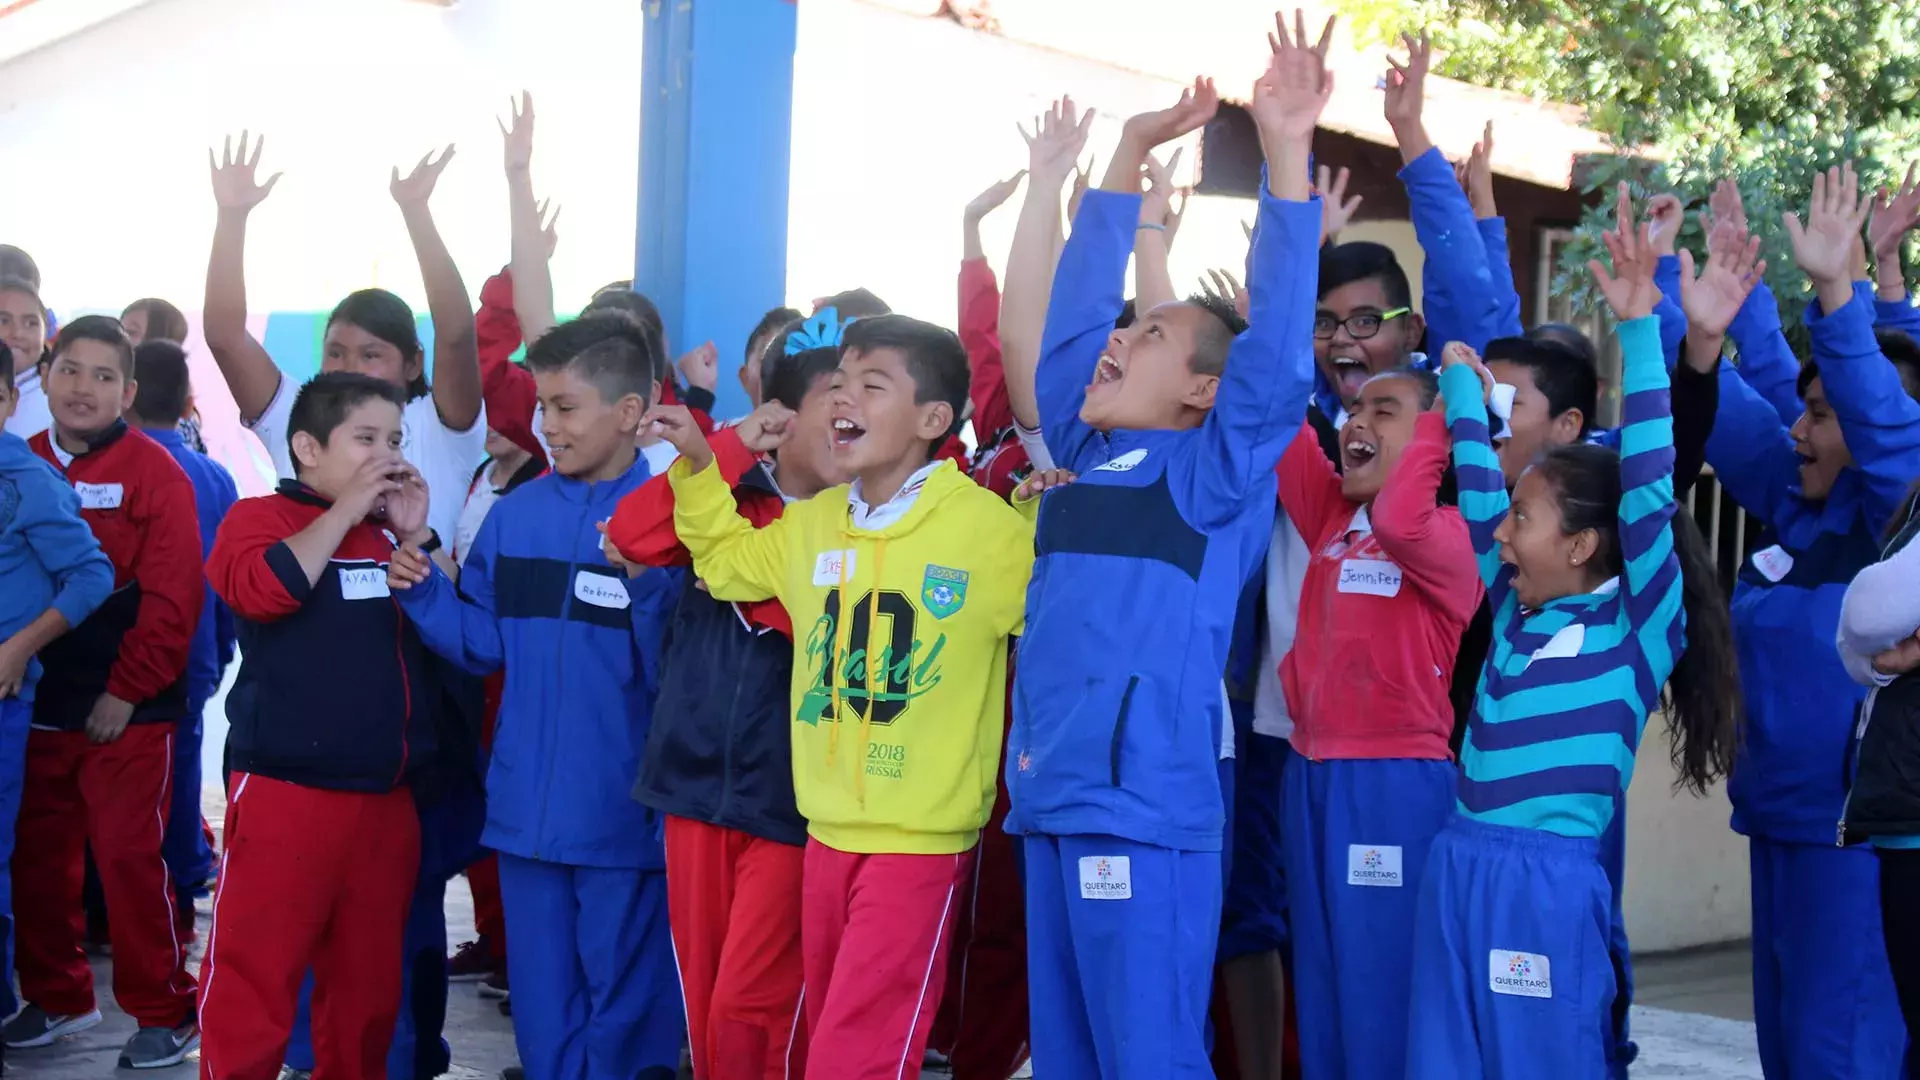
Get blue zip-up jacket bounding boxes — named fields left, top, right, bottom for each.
left=398, top=453, right=683, bottom=868
left=145, top=426, right=238, bottom=700
left=1726, top=277, right=1806, bottom=426
left=1476, top=216, right=1524, bottom=339
left=1402, top=147, right=1516, bottom=355
left=1006, top=183, right=1320, bottom=852
left=1709, top=292, right=1920, bottom=844
left=1876, top=291, right=1920, bottom=342
left=0, top=432, right=113, bottom=700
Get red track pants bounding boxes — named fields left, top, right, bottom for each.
left=791, top=839, right=973, bottom=1080
left=13, top=724, right=196, bottom=1027
left=664, top=817, right=805, bottom=1080
left=465, top=673, right=506, bottom=956
left=197, top=774, right=419, bottom=1080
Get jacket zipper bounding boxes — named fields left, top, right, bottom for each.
left=532, top=501, right=594, bottom=858
left=1838, top=688, right=1879, bottom=847
left=715, top=653, right=748, bottom=824
left=391, top=597, right=412, bottom=786
left=1110, top=675, right=1139, bottom=785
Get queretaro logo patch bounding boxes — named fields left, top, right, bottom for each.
left=921, top=564, right=970, bottom=620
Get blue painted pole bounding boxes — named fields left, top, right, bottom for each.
left=637, top=0, right=797, bottom=422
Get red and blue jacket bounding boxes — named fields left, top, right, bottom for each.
left=207, top=480, right=434, bottom=792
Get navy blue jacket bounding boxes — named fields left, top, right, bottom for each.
left=1007, top=184, right=1320, bottom=852
left=207, top=482, right=435, bottom=792
left=399, top=452, right=682, bottom=868
left=146, top=426, right=238, bottom=703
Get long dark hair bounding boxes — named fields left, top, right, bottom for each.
left=328, top=289, right=428, bottom=400
left=1535, top=443, right=1742, bottom=795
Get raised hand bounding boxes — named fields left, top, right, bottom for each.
left=1020, top=97, right=1095, bottom=187
left=499, top=91, right=535, bottom=174
left=1587, top=182, right=1662, bottom=323
left=1785, top=163, right=1872, bottom=287
left=1459, top=122, right=1497, bottom=219
left=1382, top=32, right=1431, bottom=133
left=966, top=171, right=1027, bottom=224
left=1315, top=163, right=1363, bottom=242
left=1703, top=178, right=1748, bottom=236
left=391, top=145, right=456, bottom=208
left=1140, top=148, right=1184, bottom=230
left=538, top=198, right=562, bottom=259
left=1122, top=77, right=1221, bottom=151
left=209, top=130, right=282, bottom=212
left=1646, top=193, right=1685, bottom=257
left=1439, top=340, right=1495, bottom=404
left=735, top=400, right=797, bottom=453
left=645, top=403, right=712, bottom=470
left=1250, top=10, right=1336, bottom=143
left=1202, top=269, right=1252, bottom=320
left=1679, top=219, right=1767, bottom=340
left=1868, top=162, right=1920, bottom=262
left=676, top=342, right=719, bottom=393
left=1067, top=155, right=1095, bottom=220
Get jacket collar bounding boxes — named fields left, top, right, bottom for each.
left=47, top=418, right=129, bottom=467
left=276, top=478, right=334, bottom=509
left=548, top=449, right=650, bottom=503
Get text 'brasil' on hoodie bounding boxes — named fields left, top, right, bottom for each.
left=669, top=456, right=1034, bottom=856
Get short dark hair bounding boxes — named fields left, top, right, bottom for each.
left=1368, top=364, right=1440, bottom=409
left=841, top=314, right=969, bottom=441
left=763, top=345, right=840, bottom=411
left=288, top=372, right=407, bottom=461
left=1485, top=336, right=1597, bottom=436
left=132, top=340, right=192, bottom=425
left=328, top=289, right=426, bottom=399
left=1525, top=322, right=1599, bottom=369
left=583, top=283, right=669, bottom=384
left=1318, top=241, right=1412, bottom=309
left=1185, top=291, right=1249, bottom=377
left=0, top=246, right=39, bottom=291
left=1875, top=329, right=1920, bottom=402
left=525, top=314, right=657, bottom=405
left=122, top=298, right=190, bottom=345
left=757, top=316, right=804, bottom=389
left=53, top=315, right=135, bottom=380
left=819, top=288, right=891, bottom=321
left=748, top=306, right=804, bottom=365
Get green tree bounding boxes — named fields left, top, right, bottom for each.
left=1339, top=0, right=1920, bottom=345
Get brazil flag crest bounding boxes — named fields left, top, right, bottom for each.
left=921, top=564, right=969, bottom=620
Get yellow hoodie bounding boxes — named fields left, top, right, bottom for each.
left=669, top=456, right=1034, bottom=855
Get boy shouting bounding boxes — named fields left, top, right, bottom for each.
left=1001, top=13, right=1330, bottom=1077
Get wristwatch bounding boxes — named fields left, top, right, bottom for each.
left=418, top=530, right=444, bottom=555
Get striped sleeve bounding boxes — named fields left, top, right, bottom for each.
left=1613, top=316, right=1684, bottom=659
left=1442, top=363, right=1511, bottom=597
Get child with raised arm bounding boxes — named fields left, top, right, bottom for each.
left=1409, top=188, right=1741, bottom=1078
left=1706, top=163, right=1920, bottom=1078
left=1001, top=14, right=1328, bottom=1077
left=1276, top=358, right=1483, bottom=1079
left=388, top=316, right=685, bottom=1080
left=661, top=313, right=1037, bottom=1080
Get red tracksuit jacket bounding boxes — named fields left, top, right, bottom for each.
left=29, top=421, right=201, bottom=729
left=1277, top=412, right=1483, bottom=761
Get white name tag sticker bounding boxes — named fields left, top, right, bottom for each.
left=1528, top=623, right=1586, bottom=666
left=1751, top=544, right=1795, bottom=583
left=1346, top=844, right=1404, bottom=887
left=1078, top=855, right=1133, bottom=900
left=337, top=566, right=390, bottom=601
left=74, top=481, right=124, bottom=510
left=812, top=549, right=855, bottom=587
left=1092, top=448, right=1149, bottom=473
left=573, top=572, right=631, bottom=610
left=1489, top=949, right=1553, bottom=999
left=1337, top=559, right=1403, bottom=597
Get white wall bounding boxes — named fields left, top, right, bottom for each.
left=1623, top=713, right=1752, bottom=951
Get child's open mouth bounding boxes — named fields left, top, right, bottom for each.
left=831, top=417, right=866, bottom=447
left=1089, top=353, right=1123, bottom=389
left=1342, top=438, right=1378, bottom=472
left=1332, top=356, right=1370, bottom=401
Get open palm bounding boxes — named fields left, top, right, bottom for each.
left=1021, top=96, right=1093, bottom=186
left=1587, top=183, right=1662, bottom=322
left=1785, top=163, right=1870, bottom=285
left=499, top=91, right=535, bottom=173
left=1250, top=10, right=1335, bottom=141
left=1123, top=77, right=1220, bottom=150
left=392, top=145, right=457, bottom=207
left=1679, top=222, right=1767, bottom=339
left=209, top=131, right=281, bottom=211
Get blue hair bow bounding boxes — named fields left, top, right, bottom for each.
left=786, top=306, right=849, bottom=356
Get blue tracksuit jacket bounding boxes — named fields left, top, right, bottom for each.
left=398, top=453, right=682, bottom=868
left=1006, top=183, right=1320, bottom=853
left=146, top=426, right=238, bottom=698
left=1402, top=147, right=1521, bottom=355
left=1708, top=290, right=1920, bottom=844
left=0, top=432, right=114, bottom=698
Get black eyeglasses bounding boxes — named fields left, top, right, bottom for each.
left=1313, top=307, right=1411, bottom=341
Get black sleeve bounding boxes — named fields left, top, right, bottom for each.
left=1671, top=359, right=1719, bottom=505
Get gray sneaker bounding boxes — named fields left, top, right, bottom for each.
left=118, top=1021, right=199, bottom=1069
left=3, top=1004, right=104, bottom=1048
